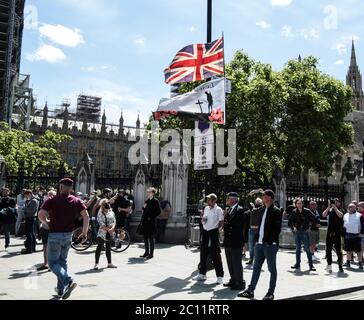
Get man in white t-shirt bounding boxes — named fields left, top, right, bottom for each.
left=194, top=193, right=225, bottom=284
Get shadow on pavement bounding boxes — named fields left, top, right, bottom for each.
left=75, top=268, right=106, bottom=275
left=128, top=257, right=147, bottom=264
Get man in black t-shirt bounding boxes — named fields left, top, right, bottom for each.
left=322, top=199, right=344, bottom=273
left=110, top=190, right=132, bottom=229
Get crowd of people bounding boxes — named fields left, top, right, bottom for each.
left=1, top=181, right=364, bottom=301
left=194, top=191, right=364, bottom=300
left=0, top=180, right=171, bottom=299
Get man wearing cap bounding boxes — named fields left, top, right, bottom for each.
left=239, top=190, right=282, bottom=300
left=38, top=178, right=89, bottom=300
left=193, top=193, right=225, bottom=284
left=223, top=192, right=249, bottom=291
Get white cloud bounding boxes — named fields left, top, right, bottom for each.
left=26, top=45, right=66, bottom=63
left=134, top=36, right=146, bottom=48
left=281, top=25, right=294, bottom=38
left=39, top=24, right=85, bottom=47
left=335, top=60, right=344, bottom=65
left=332, top=35, right=360, bottom=55
left=81, top=65, right=111, bottom=72
left=334, top=43, right=347, bottom=55
left=256, top=20, right=271, bottom=29
left=189, top=26, right=197, bottom=32
left=271, top=0, right=292, bottom=7
left=300, top=28, right=319, bottom=40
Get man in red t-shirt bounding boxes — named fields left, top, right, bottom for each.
left=38, top=178, right=89, bottom=300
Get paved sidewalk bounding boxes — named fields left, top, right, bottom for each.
left=0, top=237, right=363, bottom=300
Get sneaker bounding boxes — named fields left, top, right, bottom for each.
left=93, top=264, right=99, bottom=270
left=4, top=247, right=9, bottom=252
left=37, top=265, right=49, bottom=272
left=309, top=266, right=316, bottom=272
left=262, top=293, right=274, bottom=300
left=216, top=277, right=223, bottom=285
left=54, top=287, right=63, bottom=298
left=193, top=274, right=207, bottom=281
left=237, top=290, right=254, bottom=299
left=325, top=265, right=332, bottom=273
left=107, top=264, right=118, bottom=269
left=62, top=281, right=77, bottom=300
left=345, top=261, right=351, bottom=268
left=291, top=264, right=300, bottom=270
left=338, top=266, right=344, bottom=273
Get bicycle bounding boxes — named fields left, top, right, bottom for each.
left=71, top=226, right=131, bottom=253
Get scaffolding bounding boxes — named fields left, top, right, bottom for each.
left=0, top=0, right=25, bottom=123
left=9, top=73, right=34, bottom=130
left=76, top=94, right=102, bottom=123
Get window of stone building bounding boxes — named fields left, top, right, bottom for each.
left=88, top=140, right=97, bottom=153
left=124, top=157, right=131, bottom=174
left=106, top=157, right=114, bottom=170
left=69, top=139, right=78, bottom=151
left=69, top=154, right=78, bottom=168
left=106, top=143, right=115, bottom=153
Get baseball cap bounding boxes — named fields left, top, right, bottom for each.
left=206, top=193, right=217, bottom=200
left=59, top=178, right=74, bottom=186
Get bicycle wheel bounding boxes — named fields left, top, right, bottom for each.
left=71, top=227, right=92, bottom=251
left=110, top=228, right=131, bottom=253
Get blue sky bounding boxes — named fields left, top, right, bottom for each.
left=21, top=0, right=364, bottom=126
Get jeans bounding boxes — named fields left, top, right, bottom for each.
left=294, top=231, right=313, bottom=267
left=15, top=210, right=24, bottom=235
left=248, top=243, right=279, bottom=295
left=156, top=219, right=168, bottom=243
left=248, top=228, right=259, bottom=261
left=47, top=233, right=73, bottom=292
left=91, top=218, right=99, bottom=241
left=3, top=224, right=12, bottom=248
left=25, top=217, right=36, bottom=252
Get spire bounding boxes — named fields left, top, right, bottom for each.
left=101, top=109, right=106, bottom=134
left=62, top=105, right=69, bottom=131
left=346, top=39, right=364, bottom=111
left=351, top=39, right=357, bottom=67
left=102, top=109, right=106, bottom=124
left=298, top=54, right=302, bottom=62
left=82, top=117, right=87, bottom=133
left=119, top=111, right=124, bottom=128
left=136, top=114, right=140, bottom=128
left=42, top=100, right=48, bottom=129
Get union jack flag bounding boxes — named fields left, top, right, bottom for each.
left=164, top=37, right=224, bottom=85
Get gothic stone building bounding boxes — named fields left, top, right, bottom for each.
left=15, top=104, right=143, bottom=189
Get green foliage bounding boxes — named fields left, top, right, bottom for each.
left=0, top=122, right=73, bottom=176
left=147, top=51, right=354, bottom=185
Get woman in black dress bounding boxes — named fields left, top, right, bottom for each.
left=139, top=188, right=161, bottom=260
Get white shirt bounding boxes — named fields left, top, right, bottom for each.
left=344, top=212, right=362, bottom=234
left=258, top=208, right=268, bottom=244
left=202, top=204, right=224, bottom=231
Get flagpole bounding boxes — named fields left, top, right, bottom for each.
left=207, top=0, right=212, bottom=43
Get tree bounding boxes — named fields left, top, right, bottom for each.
left=0, top=122, right=73, bottom=176
left=148, top=51, right=354, bottom=186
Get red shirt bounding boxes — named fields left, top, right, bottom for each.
left=41, top=194, right=87, bottom=233
left=361, top=210, right=364, bottom=218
